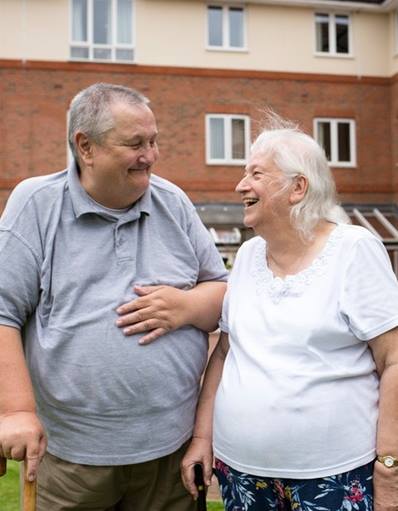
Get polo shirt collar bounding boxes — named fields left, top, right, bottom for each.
left=67, top=160, right=152, bottom=221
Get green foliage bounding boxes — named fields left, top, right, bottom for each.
left=0, top=460, right=20, bottom=511
left=0, top=462, right=225, bottom=511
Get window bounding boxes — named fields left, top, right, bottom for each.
left=395, top=10, right=398, bottom=54
left=315, top=13, right=351, bottom=55
left=207, top=5, right=245, bottom=50
left=314, top=118, right=356, bottom=167
left=70, top=0, right=134, bottom=62
left=206, top=114, right=250, bottom=165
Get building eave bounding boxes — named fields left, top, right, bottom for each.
left=199, top=0, right=398, bottom=12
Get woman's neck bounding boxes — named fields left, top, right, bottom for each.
left=264, top=220, right=335, bottom=278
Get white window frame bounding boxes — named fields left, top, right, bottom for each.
left=69, top=0, right=135, bottom=63
left=314, top=12, right=353, bottom=57
left=206, top=4, right=247, bottom=52
left=206, top=114, right=250, bottom=166
left=314, top=117, right=356, bottom=168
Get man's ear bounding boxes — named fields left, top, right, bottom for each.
left=75, top=132, right=94, bottom=166
left=289, top=175, right=308, bottom=205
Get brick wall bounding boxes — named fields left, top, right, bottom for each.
left=0, top=60, right=395, bottom=211
left=390, top=76, right=398, bottom=201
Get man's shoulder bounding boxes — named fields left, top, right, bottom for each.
left=150, top=174, right=191, bottom=204
left=1, top=170, right=68, bottom=226
left=9, top=170, right=67, bottom=202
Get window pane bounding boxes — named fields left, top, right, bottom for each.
left=208, top=6, right=223, bottom=46
left=231, top=119, right=245, bottom=159
left=317, top=122, right=331, bottom=161
left=116, top=48, right=134, bottom=61
left=336, top=15, right=349, bottom=53
left=93, top=47, right=112, bottom=59
left=229, top=7, right=244, bottom=48
left=209, top=118, right=225, bottom=159
left=337, top=122, right=351, bottom=161
left=72, top=0, right=87, bottom=41
left=94, top=0, right=112, bottom=44
left=315, top=13, right=329, bottom=52
left=117, top=0, right=132, bottom=44
left=70, top=46, right=89, bottom=59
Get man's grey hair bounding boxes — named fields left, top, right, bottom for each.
left=68, top=82, right=149, bottom=161
left=251, top=111, right=350, bottom=240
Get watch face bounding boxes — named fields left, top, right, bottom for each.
left=385, top=457, right=395, bottom=468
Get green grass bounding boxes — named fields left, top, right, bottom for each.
left=0, top=461, right=224, bottom=510
left=208, top=502, right=224, bottom=510
left=0, top=460, right=20, bottom=511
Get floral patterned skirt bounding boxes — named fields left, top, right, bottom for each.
left=214, top=458, right=374, bottom=511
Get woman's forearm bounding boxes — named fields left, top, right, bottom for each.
left=193, top=331, right=229, bottom=440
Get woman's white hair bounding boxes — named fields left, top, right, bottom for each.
left=252, top=112, right=350, bottom=240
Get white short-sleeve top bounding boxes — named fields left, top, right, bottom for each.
left=214, top=224, right=398, bottom=479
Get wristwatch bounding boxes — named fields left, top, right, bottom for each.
left=376, top=455, right=398, bottom=468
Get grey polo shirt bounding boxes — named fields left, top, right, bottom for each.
left=0, top=162, right=227, bottom=465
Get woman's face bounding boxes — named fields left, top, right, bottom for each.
left=235, top=151, right=291, bottom=233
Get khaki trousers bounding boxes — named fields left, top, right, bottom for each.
left=37, top=442, right=195, bottom=511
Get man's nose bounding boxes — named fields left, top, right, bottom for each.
left=138, top=144, right=158, bottom=165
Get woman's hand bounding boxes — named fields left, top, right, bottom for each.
left=116, top=282, right=226, bottom=344
left=181, top=437, right=213, bottom=500
left=116, top=285, right=187, bottom=344
left=373, top=461, right=398, bottom=510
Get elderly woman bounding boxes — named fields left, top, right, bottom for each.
left=181, top=116, right=398, bottom=510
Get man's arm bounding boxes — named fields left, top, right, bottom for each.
left=0, top=325, right=47, bottom=481
left=116, top=281, right=226, bottom=344
left=369, top=327, right=398, bottom=511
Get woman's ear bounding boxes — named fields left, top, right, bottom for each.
left=289, top=175, right=308, bottom=205
left=75, top=132, right=94, bottom=166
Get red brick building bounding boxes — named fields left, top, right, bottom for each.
left=1, top=0, right=398, bottom=265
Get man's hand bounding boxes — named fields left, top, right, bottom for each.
left=116, top=285, right=188, bottom=344
left=180, top=437, right=213, bottom=500
left=0, top=411, right=47, bottom=481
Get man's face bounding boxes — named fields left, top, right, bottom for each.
left=80, top=101, right=159, bottom=208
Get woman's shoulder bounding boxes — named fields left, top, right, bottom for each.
left=236, top=235, right=264, bottom=256
left=337, top=223, right=376, bottom=240
left=335, top=223, right=384, bottom=251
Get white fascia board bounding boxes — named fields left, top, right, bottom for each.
left=237, top=0, right=398, bottom=12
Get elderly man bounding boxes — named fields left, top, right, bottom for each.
left=0, top=83, right=227, bottom=510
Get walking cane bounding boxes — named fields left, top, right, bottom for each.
left=194, top=464, right=207, bottom=511
left=0, top=456, right=37, bottom=511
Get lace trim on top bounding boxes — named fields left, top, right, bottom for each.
left=251, top=225, right=344, bottom=304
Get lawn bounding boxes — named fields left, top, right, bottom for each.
left=0, top=461, right=224, bottom=510
left=0, top=460, right=19, bottom=511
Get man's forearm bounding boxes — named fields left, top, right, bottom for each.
left=0, top=325, right=36, bottom=414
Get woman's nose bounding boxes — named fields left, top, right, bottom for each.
left=235, top=175, right=250, bottom=193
